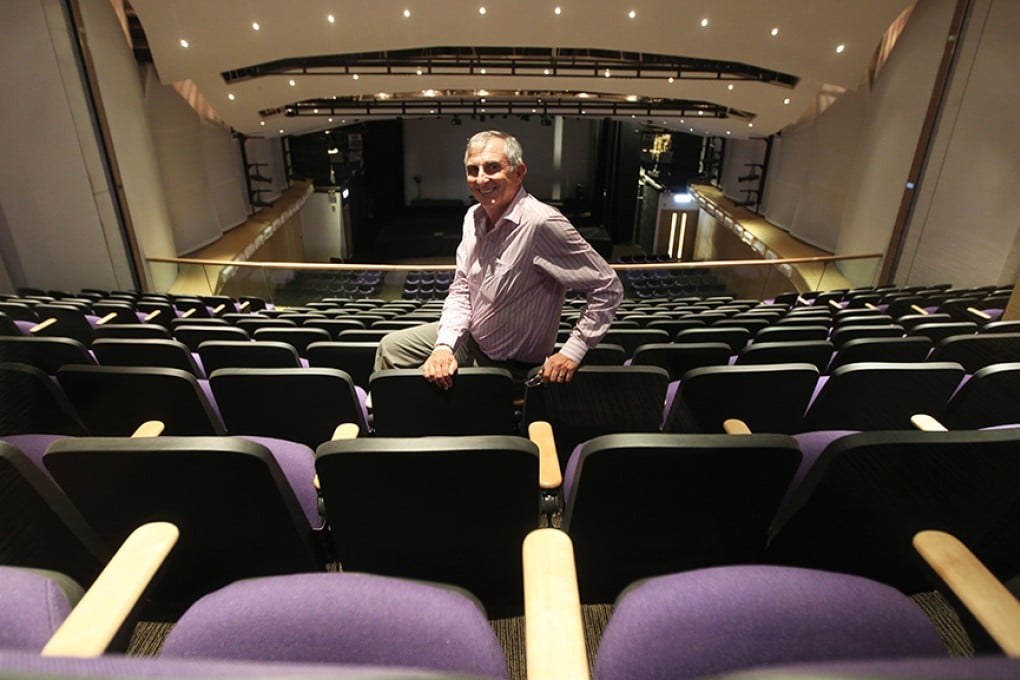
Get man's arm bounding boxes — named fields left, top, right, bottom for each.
left=534, top=216, right=623, bottom=382
left=425, top=225, right=473, bottom=389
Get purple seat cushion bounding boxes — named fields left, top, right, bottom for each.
left=0, top=434, right=68, bottom=476
left=0, top=567, right=82, bottom=652
left=0, top=650, right=487, bottom=678
left=196, top=379, right=225, bottom=428
left=161, top=573, right=508, bottom=678
left=778, top=430, right=859, bottom=515
left=594, top=565, right=946, bottom=680
left=237, top=436, right=319, bottom=528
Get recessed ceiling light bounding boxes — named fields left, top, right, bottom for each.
left=251, top=22, right=260, bottom=31
left=327, top=14, right=335, bottom=23
left=353, top=74, right=359, bottom=80
left=727, top=84, right=734, bottom=91
left=323, top=129, right=329, bottom=134
left=480, top=68, right=487, bottom=74
left=628, top=10, right=636, bottom=19
left=288, top=79, right=296, bottom=87
left=783, top=97, right=791, bottom=104
left=543, top=69, right=550, bottom=75
left=604, top=69, right=611, bottom=78
left=726, top=130, right=731, bottom=135
left=279, top=129, right=284, bottom=134
left=403, top=9, right=411, bottom=18
left=328, top=117, right=333, bottom=122
left=667, top=76, right=674, bottom=84
left=748, top=122, right=754, bottom=127
left=626, top=95, right=638, bottom=102
left=679, top=118, right=684, bottom=124
left=313, top=108, right=319, bottom=114
left=554, top=6, right=561, bottom=15
left=227, top=93, right=235, bottom=101
left=771, top=27, right=779, bottom=37
left=698, top=110, right=703, bottom=115
left=700, top=18, right=709, bottom=28
left=179, top=39, right=189, bottom=48
left=479, top=6, right=486, bottom=14
left=836, top=44, right=846, bottom=53
left=260, top=120, right=265, bottom=126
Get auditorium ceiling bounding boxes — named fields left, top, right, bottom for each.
left=127, top=0, right=917, bottom=140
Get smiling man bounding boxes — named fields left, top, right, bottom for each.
left=375, top=130, right=623, bottom=389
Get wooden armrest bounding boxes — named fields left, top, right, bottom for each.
left=911, top=414, right=948, bottom=431
left=29, top=318, right=58, bottom=334
left=796, top=296, right=809, bottom=306
left=828, top=299, right=841, bottom=310
left=522, top=529, right=590, bottom=680
left=212, top=304, right=226, bottom=315
left=723, top=418, right=751, bottom=435
left=95, top=312, right=117, bottom=326
left=238, top=300, right=250, bottom=312
left=913, top=530, right=1020, bottom=657
left=181, top=308, right=196, bottom=318
left=865, top=302, right=878, bottom=310
left=332, top=423, right=360, bottom=440
left=131, top=420, right=165, bottom=438
left=968, top=307, right=993, bottom=320
left=42, top=522, right=179, bottom=657
left=143, top=309, right=161, bottom=322
left=528, top=421, right=562, bottom=490
left=910, top=304, right=929, bottom=315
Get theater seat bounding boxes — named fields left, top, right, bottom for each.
left=43, top=436, right=324, bottom=613
left=0, top=522, right=176, bottom=656
left=0, top=567, right=83, bottom=652
left=561, top=431, right=801, bottom=604
left=593, top=566, right=947, bottom=680
left=160, top=572, right=509, bottom=679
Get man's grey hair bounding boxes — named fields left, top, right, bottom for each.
left=464, top=130, right=524, bottom=170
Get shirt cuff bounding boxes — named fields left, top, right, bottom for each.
left=434, top=330, right=460, bottom=353
left=558, top=337, right=588, bottom=364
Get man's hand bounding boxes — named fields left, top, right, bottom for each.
left=422, top=345, right=458, bottom=389
left=540, top=352, right=579, bottom=383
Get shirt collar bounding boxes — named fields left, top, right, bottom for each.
left=473, top=187, right=528, bottom=236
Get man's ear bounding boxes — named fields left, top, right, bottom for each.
left=513, top=161, right=528, bottom=182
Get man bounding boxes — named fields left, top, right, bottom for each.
left=375, top=130, right=623, bottom=388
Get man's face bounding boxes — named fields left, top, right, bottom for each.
left=465, top=138, right=526, bottom=217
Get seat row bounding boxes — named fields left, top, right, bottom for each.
left=2, top=427, right=1020, bottom=679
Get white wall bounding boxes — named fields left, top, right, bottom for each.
left=836, top=0, right=955, bottom=283
left=80, top=2, right=180, bottom=292
left=0, top=0, right=134, bottom=293
left=301, top=191, right=344, bottom=262
left=720, top=137, right=768, bottom=206
left=895, top=0, right=1020, bottom=287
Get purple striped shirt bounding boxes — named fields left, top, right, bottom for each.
left=435, top=188, right=623, bottom=364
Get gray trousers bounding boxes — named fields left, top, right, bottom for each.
left=374, top=321, right=537, bottom=383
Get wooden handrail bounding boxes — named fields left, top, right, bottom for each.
left=146, top=252, right=884, bottom=273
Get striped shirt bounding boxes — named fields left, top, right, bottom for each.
left=435, top=188, right=623, bottom=365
